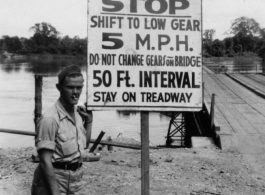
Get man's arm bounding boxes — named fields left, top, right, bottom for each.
left=77, top=106, right=93, bottom=149
left=84, top=117, right=92, bottom=148
left=39, top=149, right=61, bottom=195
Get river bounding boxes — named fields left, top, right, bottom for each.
left=0, top=55, right=171, bottom=148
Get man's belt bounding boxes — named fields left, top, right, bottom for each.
left=52, top=162, right=82, bottom=171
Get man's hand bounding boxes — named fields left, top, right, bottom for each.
left=77, top=104, right=93, bottom=123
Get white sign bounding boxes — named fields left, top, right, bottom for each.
left=87, top=0, right=202, bottom=111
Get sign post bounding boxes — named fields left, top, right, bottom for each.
left=141, top=111, right=149, bottom=194
left=87, top=0, right=203, bottom=194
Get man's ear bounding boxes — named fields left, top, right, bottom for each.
left=56, top=84, right=61, bottom=92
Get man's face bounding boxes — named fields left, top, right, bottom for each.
left=58, top=75, right=84, bottom=106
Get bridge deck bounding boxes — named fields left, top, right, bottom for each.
left=204, top=67, right=265, bottom=136
left=203, top=67, right=265, bottom=174
left=204, top=67, right=265, bottom=133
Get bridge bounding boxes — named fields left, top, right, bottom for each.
left=193, top=63, right=264, bottom=176
left=166, top=60, right=265, bottom=155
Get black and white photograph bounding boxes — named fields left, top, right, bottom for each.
left=0, top=0, right=265, bottom=194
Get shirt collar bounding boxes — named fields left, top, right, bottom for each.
left=55, top=99, right=76, bottom=123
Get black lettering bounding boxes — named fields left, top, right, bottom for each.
left=176, top=35, right=188, bottom=51
left=130, top=0, right=137, bottom=13
left=186, top=20, right=192, bottom=31
left=139, top=71, right=143, bottom=87
left=94, top=92, right=101, bottom=102
left=158, top=35, right=170, bottom=50
left=90, top=16, right=98, bottom=28
left=186, top=93, right=192, bottom=102
left=161, top=71, right=167, bottom=88
left=192, top=72, right=200, bottom=88
left=158, top=93, right=164, bottom=102
left=179, top=93, right=186, bottom=102
left=145, top=0, right=168, bottom=14
left=169, top=0, right=190, bottom=14
left=98, top=16, right=105, bottom=28
left=136, top=34, right=150, bottom=50
left=182, top=72, right=191, bottom=88
left=193, top=20, right=201, bottom=31
left=175, top=72, right=183, bottom=88
left=144, top=71, right=152, bottom=87
left=171, top=93, right=180, bottom=102
left=153, top=71, right=160, bottom=87
left=146, top=92, right=152, bottom=102
left=141, top=92, right=146, bottom=102
left=102, top=0, right=124, bottom=12
left=168, top=72, right=176, bottom=88
left=179, top=19, right=185, bottom=31
left=117, top=71, right=124, bottom=87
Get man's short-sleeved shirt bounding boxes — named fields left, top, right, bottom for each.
left=36, top=100, right=87, bottom=163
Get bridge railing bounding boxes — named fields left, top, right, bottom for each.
left=205, top=64, right=263, bottom=74
left=203, top=57, right=263, bottom=74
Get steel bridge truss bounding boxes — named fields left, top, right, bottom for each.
left=166, top=112, right=186, bottom=147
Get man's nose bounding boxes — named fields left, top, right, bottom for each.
left=73, top=88, right=78, bottom=93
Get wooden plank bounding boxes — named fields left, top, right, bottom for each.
left=0, top=128, right=36, bottom=136
left=89, top=131, right=105, bottom=153
left=233, top=74, right=265, bottom=94
left=203, top=71, right=243, bottom=104
left=34, top=75, right=43, bottom=132
left=0, top=128, right=159, bottom=150
left=216, top=101, right=255, bottom=134
left=223, top=74, right=264, bottom=103
left=141, top=111, right=149, bottom=195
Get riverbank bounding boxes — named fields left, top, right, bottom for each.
left=0, top=138, right=265, bottom=195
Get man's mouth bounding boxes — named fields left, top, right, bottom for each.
left=72, top=95, right=78, bottom=100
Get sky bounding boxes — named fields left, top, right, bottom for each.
left=0, top=0, right=264, bottom=40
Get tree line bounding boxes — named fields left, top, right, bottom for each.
left=0, top=22, right=87, bottom=56
left=203, top=17, right=265, bottom=60
left=1, top=18, right=264, bottom=60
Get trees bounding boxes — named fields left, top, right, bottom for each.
left=30, top=22, right=59, bottom=38
left=227, top=17, right=260, bottom=36
left=0, top=22, right=88, bottom=56
left=203, top=29, right=216, bottom=43
left=202, top=29, right=225, bottom=57
left=225, top=17, right=262, bottom=55
left=72, top=36, right=87, bottom=56
left=1, top=36, right=23, bottom=53
left=202, top=29, right=215, bottom=57
left=29, top=22, right=60, bottom=54
left=60, top=36, right=73, bottom=55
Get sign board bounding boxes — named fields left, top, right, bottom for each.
left=87, top=0, right=202, bottom=111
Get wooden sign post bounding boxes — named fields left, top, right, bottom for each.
left=141, top=111, right=149, bottom=194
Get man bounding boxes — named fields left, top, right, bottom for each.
left=31, top=65, right=92, bottom=195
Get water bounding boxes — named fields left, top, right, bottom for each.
left=0, top=56, right=170, bottom=148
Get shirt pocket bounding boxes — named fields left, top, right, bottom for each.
left=57, top=130, right=78, bottom=157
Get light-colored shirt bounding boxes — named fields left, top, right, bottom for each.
left=36, top=100, right=86, bottom=163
